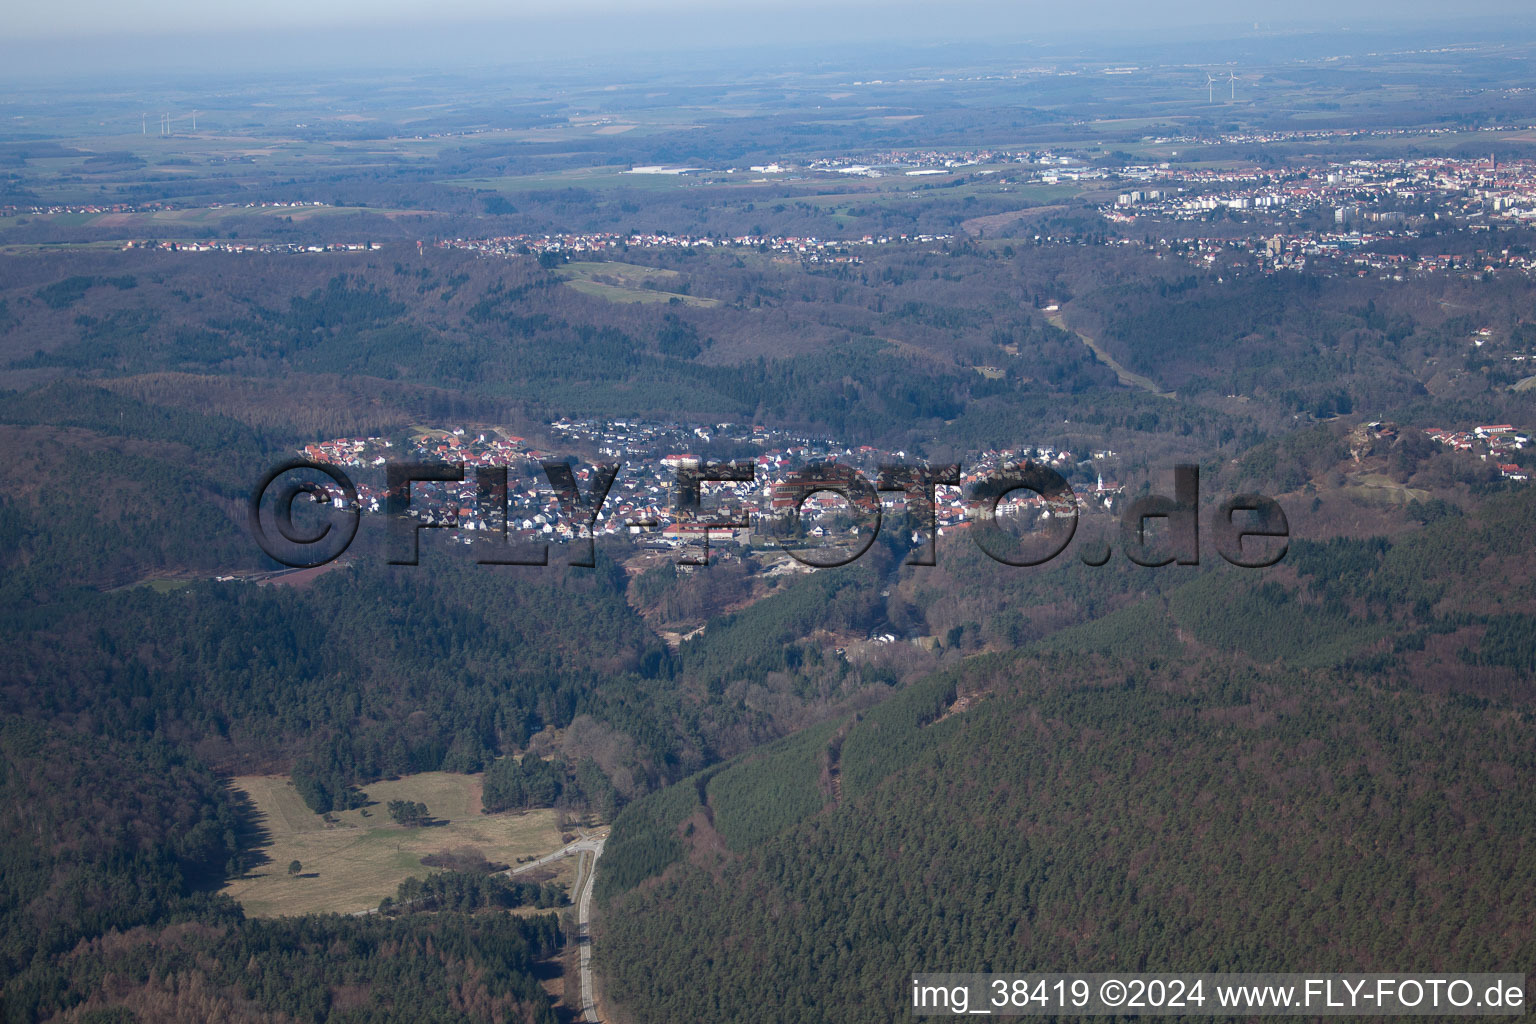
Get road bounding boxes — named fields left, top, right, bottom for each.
left=355, top=830, right=608, bottom=1017
left=345, top=829, right=602, bottom=917
left=503, top=832, right=605, bottom=877
left=506, top=831, right=608, bottom=1023
left=572, top=837, right=606, bottom=1022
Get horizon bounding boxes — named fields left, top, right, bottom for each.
left=5, top=3, right=1536, bottom=83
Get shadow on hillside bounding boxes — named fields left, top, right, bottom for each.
left=533, top=955, right=584, bottom=1024
left=223, top=779, right=274, bottom=881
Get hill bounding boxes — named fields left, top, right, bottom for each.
left=594, top=492, right=1536, bottom=1023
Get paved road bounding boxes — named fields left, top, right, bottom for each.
left=572, top=837, right=606, bottom=1022
left=503, top=832, right=605, bottom=876
left=357, top=829, right=609, bottom=1018
left=348, top=829, right=604, bottom=917
left=505, top=831, right=608, bottom=1022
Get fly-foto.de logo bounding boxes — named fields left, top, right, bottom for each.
left=249, top=459, right=1288, bottom=571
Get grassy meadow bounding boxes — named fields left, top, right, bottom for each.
left=223, top=772, right=567, bottom=917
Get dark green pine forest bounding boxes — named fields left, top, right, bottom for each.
left=596, top=494, right=1536, bottom=1023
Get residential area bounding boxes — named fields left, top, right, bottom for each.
left=296, top=418, right=1126, bottom=560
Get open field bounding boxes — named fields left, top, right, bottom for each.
left=0, top=203, right=404, bottom=237
left=223, top=772, right=566, bottom=917
left=0, top=241, right=131, bottom=253
left=559, top=260, right=680, bottom=285
left=961, top=203, right=1069, bottom=236
left=557, top=260, right=721, bottom=306
left=445, top=168, right=711, bottom=193
left=1342, top=472, right=1433, bottom=505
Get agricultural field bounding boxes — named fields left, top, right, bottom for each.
left=1341, top=471, right=1434, bottom=505
left=223, top=772, right=567, bottom=917
left=557, top=259, right=721, bottom=305
left=445, top=167, right=713, bottom=193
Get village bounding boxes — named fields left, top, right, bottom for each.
left=295, top=418, right=1124, bottom=561
left=2, top=198, right=333, bottom=218
left=292, top=412, right=1532, bottom=568
left=120, top=238, right=382, bottom=254
left=436, top=229, right=953, bottom=266
left=1423, top=422, right=1532, bottom=480
left=440, top=152, right=1536, bottom=283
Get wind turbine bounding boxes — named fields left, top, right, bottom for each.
left=1228, top=71, right=1239, bottom=100
left=1206, top=73, right=1217, bottom=103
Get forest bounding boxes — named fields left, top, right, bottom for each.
left=0, top=718, right=567, bottom=1023
left=4, top=38, right=1536, bottom=1019
left=594, top=492, right=1536, bottom=1022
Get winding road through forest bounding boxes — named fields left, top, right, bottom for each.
left=509, top=832, right=608, bottom=1022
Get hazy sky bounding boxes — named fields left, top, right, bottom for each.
left=4, top=0, right=1535, bottom=79
left=11, top=0, right=1536, bottom=40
